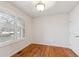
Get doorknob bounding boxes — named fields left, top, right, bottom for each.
left=75, top=36, right=79, bottom=38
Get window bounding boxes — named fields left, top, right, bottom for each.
left=0, top=12, right=25, bottom=42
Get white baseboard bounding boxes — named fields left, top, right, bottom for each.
left=32, top=42, right=71, bottom=48
left=69, top=47, right=79, bottom=56
left=10, top=42, right=31, bottom=57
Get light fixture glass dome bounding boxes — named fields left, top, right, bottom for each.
left=35, top=2, right=45, bottom=12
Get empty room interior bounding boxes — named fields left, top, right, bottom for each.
left=0, top=1, right=79, bottom=57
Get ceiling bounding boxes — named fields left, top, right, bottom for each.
left=10, top=1, right=78, bottom=18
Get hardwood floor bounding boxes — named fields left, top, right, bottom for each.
left=12, top=44, right=78, bottom=57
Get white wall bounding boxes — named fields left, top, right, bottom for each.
left=0, top=2, right=32, bottom=56
left=69, top=3, right=79, bottom=56
left=32, top=14, right=70, bottom=47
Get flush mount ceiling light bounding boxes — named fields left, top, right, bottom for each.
left=35, top=1, right=45, bottom=12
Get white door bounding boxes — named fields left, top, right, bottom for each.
left=69, top=20, right=79, bottom=55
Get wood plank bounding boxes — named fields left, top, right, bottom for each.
left=11, top=44, right=78, bottom=57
